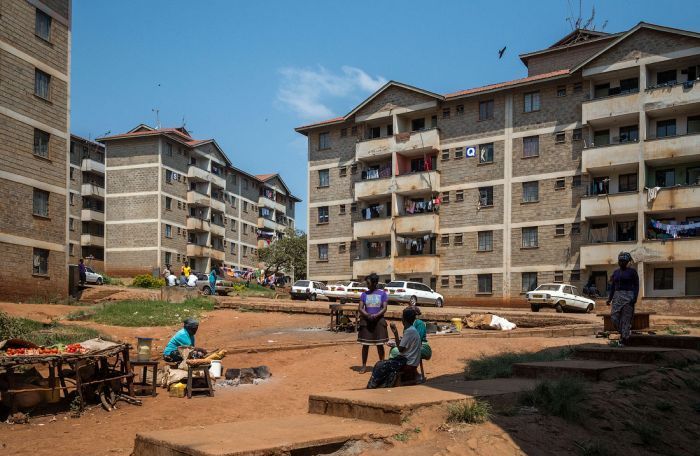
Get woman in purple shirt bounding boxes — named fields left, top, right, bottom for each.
left=606, top=251, right=639, bottom=346
left=357, top=273, right=389, bottom=373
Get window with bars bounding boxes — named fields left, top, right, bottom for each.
left=318, top=244, right=329, bottom=261
left=33, top=129, right=50, bottom=158
left=455, top=275, right=463, bottom=287
left=33, top=188, right=49, bottom=217
left=555, top=178, right=565, bottom=190
left=35, top=69, right=51, bottom=99
left=571, top=222, right=581, bottom=234
left=318, top=169, right=329, bottom=187
left=478, top=274, right=492, bottom=294
left=479, top=100, right=494, bottom=120
left=555, top=132, right=566, bottom=143
left=522, top=272, right=538, bottom=292
left=441, top=149, right=450, bottom=160
left=555, top=224, right=565, bottom=236
left=554, top=271, right=564, bottom=283
left=619, top=173, right=637, bottom=192
left=454, top=234, right=463, bottom=246
left=442, top=191, right=450, bottom=204
left=165, top=197, right=172, bottom=210
left=339, top=204, right=346, bottom=215
left=165, top=224, right=172, bottom=238
left=477, top=231, right=493, bottom=251
left=318, top=206, right=329, bottom=224
left=441, top=276, right=449, bottom=287
left=441, top=234, right=450, bottom=246
left=479, top=186, right=494, bottom=206
left=456, top=190, right=464, bottom=202
left=339, top=167, right=347, bottom=177
left=35, top=9, right=52, bottom=41
left=479, top=143, right=494, bottom=163
left=571, top=269, right=581, bottom=281
left=319, top=132, right=330, bottom=149
left=523, top=136, right=539, bottom=157
left=522, top=181, right=539, bottom=202
left=33, top=248, right=49, bottom=275
left=522, top=227, right=538, bottom=248
left=524, top=91, right=540, bottom=112
left=454, top=148, right=464, bottom=159
left=572, top=128, right=582, bottom=141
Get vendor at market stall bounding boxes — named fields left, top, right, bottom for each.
left=163, top=318, right=206, bottom=363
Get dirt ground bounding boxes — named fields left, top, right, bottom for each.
left=0, top=302, right=697, bottom=456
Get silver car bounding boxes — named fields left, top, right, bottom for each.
left=526, top=283, right=596, bottom=313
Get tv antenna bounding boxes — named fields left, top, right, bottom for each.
left=566, top=0, right=607, bottom=33
left=152, top=108, right=161, bottom=129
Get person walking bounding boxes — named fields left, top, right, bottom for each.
left=357, top=273, right=389, bottom=374
left=208, top=268, right=218, bottom=296
left=606, top=252, right=639, bottom=346
left=78, top=258, right=87, bottom=287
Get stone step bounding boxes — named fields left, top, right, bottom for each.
left=627, top=335, right=700, bottom=351
left=133, top=414, right=400, bottom=456
left=512, top=360, right=652, bottom=381
left=309, top=379, right=538, bottom=425
left=573, top=344, right=700, bottom=366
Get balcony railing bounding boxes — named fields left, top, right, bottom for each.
left=644, top=131, right=700, bottom=162
left=390, top=128, right=440, bottom=154
left=352, top=257, right=392, bottom=278
left=582, top=90, right=640, bottom=125
left=582, top=141, right=639, bottom=172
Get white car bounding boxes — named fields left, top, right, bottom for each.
left=84, top=267, right=104, bottom=285
left=290, top=280, right=328, bottom=301
left=384, top=281, right=444, bottom=307
left=526, top=283, right=595, bottom=313
left=325, top=281, right=368, bottom=303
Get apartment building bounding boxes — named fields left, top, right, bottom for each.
left=0, top=0, right=71, bottom=300
left=97, top=125, right=298, bottom=276
left=255, top=173, right=299, bottom=249
left=297, top=22, right=700, bottom=312
left=68, top=134, right=105, bottom=270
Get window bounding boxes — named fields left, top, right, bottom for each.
left=442, top=108, right=450, bottom=119
left=478, top=274, right=492, bottom=294
left=656, top=119, right=676, bottom=138
left=571, top=223, right=581, bottom=234
left=572, top=175, right=581, bottom=187
left=479, top=100, right=494, bottom=120
left=571, top=270, right=581, bottom=281
left=165, top=170, right=173, bottom=183
left=35, top=69, right=51, bottom=99
left=620, top=77, right=639, bottom=93
left=688, top=115, right=700, bottom=134
left=35, top=8, right=52, bottom=41
left=318, top=206, right=329, bottom=224
left=572, top=128, right=582, bottom=141
left=33, top=248, right=49, bottom=275
left=456, top=190, right=464, bottom=202
left=555, top=224, right=565, bottom=236
left=616, top=221, right=636, bottom=242
left=411, top=118, right=425, bottom=131
left=319, top=132, right=330, bottom=149
left=339, top=204, right=346, bottom=215
left=350, top=163, right=358, bottom=174
left=441, top=149, right=450, bottom=160
left=479, top=143, right=494, bottom=163
left=456, top=105, right=464, bottom=116
left=573, top=82, right=583, bottom=93
left=524, top=91, right=540, bottom=112
left=478, top=231, right=493, bottom=251
left=339, top=167, right=347, bottom=177
left=387, top=124, right=393, bottom=136
left=230, top=243, right=236, bottom=254
left=165, top=197, right=172, bottom=210
left=454, top=234, right=463, bottom=246
left=338, top=243, right=346, bottom=254
left=340, top=128, right=347, bottom=137
left=367, top=126, right=381, bottom=139
left=33, top=188, right=49, bottom=217
left=164, top=252, right=172, bottom=266
left=654, top=268, right=674, bottom=290
left=166, top=143, right=173, bottom=157
left=350, top=202, right=357, bottom=213
left=594, top=83, right=610, bottom=98
left=522, top=181, right=539, bottom=202
left=557, top=85, right=567, bottom=97
left=69, top=218, right=75, bottom=231
left=243, top=224, right=248, bottom=234
left=522, top=227, right=538, bottom=248
left=165, top=224, right=172, bottom=238
left=656, top=69, right=677, bottom=86
left=523, top=136, right=539, bottom=157
left=69, top=192, right=74, bottom=206
left=555, top=132, right=566, bottom=143
left=619, top=173, right=637, bottom=192
left=555, top=178, right=565, bottom=190
left=33, top=129, right=50, bottom=158
left=454, top=148, right=464, bottom=159
left=554, top=271, right=564, bottom=283
left=318, top=169, right=330, bottom=187
left=619, top=125, right=639, bottom=143
left=593, top=129, right=610, bottom=146
left=441, top=234, right=450, bottom=246
left=655, top=169, right=675, bottom=187
left=455, top=275, right=463, bottom=287
left=318, top=244, right=329, bottom=261
left=243, top=201, right=248, bottom=212
left=522, top=272, right=537, bottom=292
left=442, top=191, right=450, bottom=204
left=441, top=276, right=449, bottom=287
left=478, top=186, right=493, bottom=206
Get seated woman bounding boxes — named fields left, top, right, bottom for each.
left=367, top=307, right=422, bottom=388
left=163, top=318, right=205, bottom=363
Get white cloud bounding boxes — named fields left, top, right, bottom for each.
left=277, top=65, right=387, bottom=119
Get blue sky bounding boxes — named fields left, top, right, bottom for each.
left=71, top=0, right=700, bottom=230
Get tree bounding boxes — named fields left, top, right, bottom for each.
left=257, top=228, right=307, bottom=280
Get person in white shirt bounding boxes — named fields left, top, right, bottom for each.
left=186, top=274, right=198, bottom=287
left=167, top=274, right=177, bottom=286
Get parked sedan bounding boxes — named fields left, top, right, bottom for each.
left=195, top=273, right=235, bottom=296
left=325, top=281, right=368, bottom=303
left=526, top=283, right=596, bottom=313
left=84, top=267, right=104, bottom=285
left=290, top=280, right=328, bottom=301
left=384, top=281, right=444, bottom=307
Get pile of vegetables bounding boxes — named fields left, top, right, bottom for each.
left=3, top=343, right=87, bottom=356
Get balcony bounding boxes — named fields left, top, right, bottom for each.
left=187, top=218, right=211, bottom=232
left=187, top=190, right=210, bottom=206
left=644, top=133, right=700, bottom=163
left=582, top=91, right=640, bottom=126
left=645, top=185, right=700, bottom=212
left=394, top=255, right=439, bottom=275
left=259, top=217, right=280, bottom=231
left=259, top=196, right=285, bottom=213
left=395, top=213, right=438, bottom=234
left=356, top=137, right=391, bottom=161
left=80, top=234, right=104, bottom=248
left=81, top=158, right=105, bottom=175
left=582, top=142, right=640, bottom=173
left=81, top=208, right=104, bottom=223
left=395, top=171, right=440, bottom=195
left=354, top=218, right=392, bottom=239
left=390, top=128, right=440, bottom=154
left=353, top=257, right=392, bottom=278
left=210, top=198, right=225, bottom=212
left=580, top=242, right=637, bottom=267
left=210, top=222, right=225, bottom=237
left=581, top=192, right=639, bottom=220
left=187, top=166, right=226, bottom=188
left=187, top=244, right=211, bottom=258
left=81, top=183, right=104, bottom=199
left=354, top=178, right=393, bottom=200
left=644, top=81, right=700, bottom=112
left=642, top=238, right=700, bottom=262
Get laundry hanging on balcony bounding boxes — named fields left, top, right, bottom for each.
left=645, top=186, right=662, bottom=204
left=649, top=218, right=700, bottom=238
left=362, top=205, right=385, bottom=220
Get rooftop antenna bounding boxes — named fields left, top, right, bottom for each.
left=181, top=115, right=186, bottom=129
left=152, top=108, right=161, bottom=129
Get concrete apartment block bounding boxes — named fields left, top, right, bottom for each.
left=297, top=22, right=700, bottom=312
left=0, top=0, right=71, bottom=300
left=98, top=125, right=300, bottom=276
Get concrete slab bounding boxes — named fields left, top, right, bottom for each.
left=309, top=379, right=538, bottom=424
left=627, top=335, right=700, bottom=350
left=573, top=344, right=700, bottom=365
left=133, top=414, right=400, bottom=456
left=512, top=360, right=652, bottom=381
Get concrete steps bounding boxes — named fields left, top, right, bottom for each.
left=626, top=335, right=700, bottom=350
left=133, top=414, right=400, bottom=456
left=573, top=344, right=700, bottom=366
left=512, top=359, right=653, bottom=381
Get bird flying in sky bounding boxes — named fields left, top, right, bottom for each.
left=498, top=46, right=507, bottom=59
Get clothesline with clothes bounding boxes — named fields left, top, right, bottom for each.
left=396, top=234, right=435, bottom=254
left=403, top=197, right=440, bottom=215
left=362, top=165, right=392, bottom=180
left=649, top=218, right=700, bottom=239
left=361, top=204, right=386, bottom=220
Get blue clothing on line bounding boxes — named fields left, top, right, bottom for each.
left=163, top=328, right=195, bottom=356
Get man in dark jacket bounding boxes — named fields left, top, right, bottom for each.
left=606, top=252, right=639, bottom=346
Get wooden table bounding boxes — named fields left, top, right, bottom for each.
left=597, top=312, right=654, bottom=332
left=329, top=304, right=359, bottom=332
left=131, top=360, right=159, bottom=397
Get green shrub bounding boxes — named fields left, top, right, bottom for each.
left=102, top=275, right=124, bottom=286
left=446, top=400, right=492, bottom=424
left=465, top=348, right=572, bottom=380
left=131, top=274, right=165, bottom=289
left=519, top=377, right=588, bottom=422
